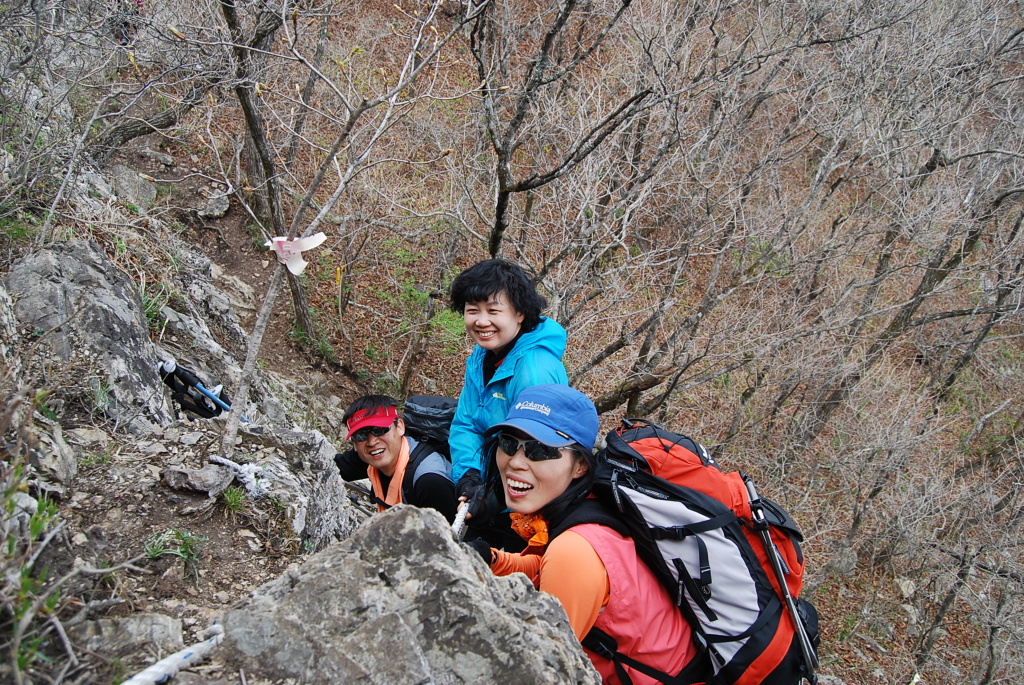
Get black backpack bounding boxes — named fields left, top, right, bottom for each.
left=374, top=395, right=458, bottom=506
left=402, top=395, right=456, bottom=461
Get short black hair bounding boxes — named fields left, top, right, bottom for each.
left=342, top=394, right=399, bottom=425
left=448, top=259, right=547, bottom=332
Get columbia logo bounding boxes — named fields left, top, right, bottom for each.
left=515, top=400, right=551, bottom=415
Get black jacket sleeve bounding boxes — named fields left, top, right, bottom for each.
left=411, top=472, right=459, bottom=524
left=334, top=449, right=368, bottom=481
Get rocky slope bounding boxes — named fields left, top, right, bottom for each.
left=0, top=222, right=597, bottom=683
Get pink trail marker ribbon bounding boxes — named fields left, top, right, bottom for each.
left=264, top=232, right=328, bottom=275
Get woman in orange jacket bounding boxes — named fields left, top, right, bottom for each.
left=468, top=384, right=698, bottom=685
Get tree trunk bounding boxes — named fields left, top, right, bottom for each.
left=242, top=135, right=272, bottom=229
left=86, top=83, right=212, bottom=164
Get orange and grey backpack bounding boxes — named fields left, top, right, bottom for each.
left=553, top=419, right=820, bottom=685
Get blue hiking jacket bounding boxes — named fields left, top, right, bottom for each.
left=449, top=317, right=570, bottom=483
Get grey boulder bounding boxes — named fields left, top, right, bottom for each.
left=220, top=506, right=600, bottom=685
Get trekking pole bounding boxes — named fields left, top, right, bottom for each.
left=743, top=476, right=819, bottom=680
left=159, top=359, right=250, bottom=423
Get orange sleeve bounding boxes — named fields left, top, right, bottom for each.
left=539, top=531, right=609, bottom=640
left=490, top=549, right=543, bottom=578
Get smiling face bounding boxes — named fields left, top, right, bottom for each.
left=463, top=291, right=525, bottom=351
left=496, top=431, right=588, bottom=514
left=352, top=419, right=406, bottom=477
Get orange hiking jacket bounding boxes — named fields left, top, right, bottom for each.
left=490, top=517, right=695, bottom=684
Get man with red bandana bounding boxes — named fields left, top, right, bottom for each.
left=335, top=395, right=458, bottom=523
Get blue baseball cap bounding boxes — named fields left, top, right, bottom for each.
left=485, top=384, right=599, bottom=450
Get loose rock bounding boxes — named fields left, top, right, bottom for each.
left=110, top=164, right=158, bottom=210
left=198, top=194, right=230, bottom=219
left=161, top=464, right=235, bottom=497
left=69, top=613, right=184, bottom=658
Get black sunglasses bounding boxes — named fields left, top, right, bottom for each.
left=496, top=433, right=566, bottom=461
left=351, top=421, right=396, bottom=443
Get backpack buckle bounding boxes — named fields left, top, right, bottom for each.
left=582, top=627, right=619, bottom=661
left=692, top=630, right=708, bottom=652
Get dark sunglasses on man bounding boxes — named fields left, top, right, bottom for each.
left=350, top=421, right=397, bottom=443
left=496, top=433, right=568, bottom=461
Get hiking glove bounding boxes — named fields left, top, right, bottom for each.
left=457, top=468, right=484, bottom=502
left=464, top=538, right=494, bottom=566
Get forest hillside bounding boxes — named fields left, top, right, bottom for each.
left=2, top=1, right=1023, bottom=683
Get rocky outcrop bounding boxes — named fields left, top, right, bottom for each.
left=167, top=247, right=251, bottom=358
left=116, top=418, right=358, bottom=551
left=2, top=238, right=258, bottom=433
left=156, top=420, right=361, bottom=549
left=240, top=425, right=363, bottom=549
left=4, top=239, right=356, bottom=543
left=209, top=263, right=256, bottom=325
left=0, top=281, right=18, bottom=375
left=220, top=506, right=600, bottom=685
left=4, top=239, right=174, bottom=434
left=69, top=613, right=184, bottom=659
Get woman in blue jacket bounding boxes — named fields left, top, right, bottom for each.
left=448, top=259, right=569, bottom=548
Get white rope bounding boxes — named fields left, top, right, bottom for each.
left=209, top=455, right=268, bottom=498
left=124, top=624, right=224, bottom=684
left=451, top=501, right=469, bottom=540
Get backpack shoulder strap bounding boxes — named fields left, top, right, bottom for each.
left=367, top=440, right=438, bottom=510
left=583, top=626, right=706, bottom=685
left=558, top=501, right=714, bottom=685
left=402, top=437, right=438, bottom=501
left=548, top=498, right=630, bottom=541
